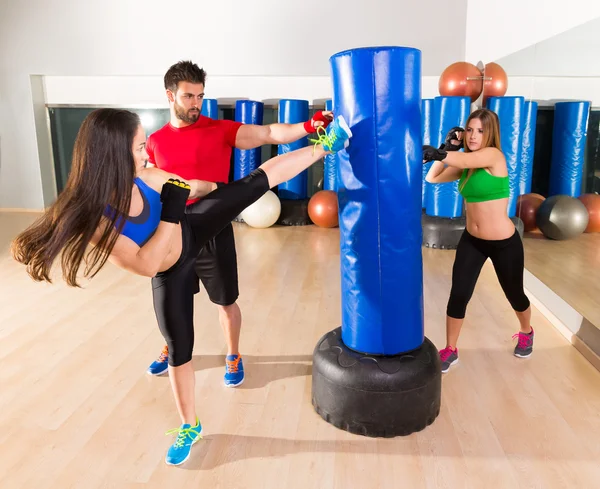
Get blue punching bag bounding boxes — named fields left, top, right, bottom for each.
left=233, top=100, right=264, bottom=180
left=549, top=101, right=590, bottom=197
left=425, top=96, right=470, bottom=218
left=421, top=99, right=434, bottom=207
left=487, top=96, right=524, bottom=217
left=311, top=47, right=441, bottom=438
left=519, top=101, right=538, bottom=195
left=323, top=99, right=338, bottom=191
left=278, top=100, right=309, bottom=199
left=201, top=99, right=218, bottom=119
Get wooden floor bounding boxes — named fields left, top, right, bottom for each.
left=1, top=211, right=600, bottom=489
left=522, top=230, right=600, bottom=327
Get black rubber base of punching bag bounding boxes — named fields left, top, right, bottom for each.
left=276, top=198, right=312, bottom=226
left=422, top=213, right=525, bottom=250
left=311, top=327, right=442, bottom=437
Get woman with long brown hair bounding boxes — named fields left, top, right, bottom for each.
left=422, top=108, right=533, bottom=373
left=12, top=107, right=352, bottom=465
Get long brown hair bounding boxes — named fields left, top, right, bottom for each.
left=11, top=109, right=140, bottom=287
left=459, top=108, right=503, bottom=191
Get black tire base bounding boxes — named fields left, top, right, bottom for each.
left=311, top=327, right=442, bottom=437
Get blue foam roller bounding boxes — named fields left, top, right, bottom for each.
left=331, top=46, right=423, bottom=355
left=323, top=99, right=338, bottom=191
left=233, top=100, right=264, bottom=180
left=201, top=99, right=218, bottom=119
left=425, top=96, right=470, bottom=218
left=549, top=101, right=590, bottom=197
left=487, top=96, right=524, bottom=217
left=518, top=101, right=538, bottom=195
left=421, top=99, right=434, bottom=207
left=277, top=99, right=309, bottom=199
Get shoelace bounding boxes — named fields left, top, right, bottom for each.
left=226, top=356, right=241, bottom=374
left=165, top=424, right=201, bottom=448
left=439, top=347, right=456, bottom=363
left=512, top=332, right=532, bottom=349
left=156, top=346, right=169, bottom=363
left=308, top=125, right=337, bottom=154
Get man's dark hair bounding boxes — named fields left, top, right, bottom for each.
left=164, top=60, right=206, bottom=92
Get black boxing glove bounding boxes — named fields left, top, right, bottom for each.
left=442, top=126, right=465, bottom=151
left=160, top=178, right=191, bottom=224
left=423, top=145, right=448, bottom=163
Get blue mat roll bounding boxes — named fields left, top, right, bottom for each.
left=277, top=99, right=309, bottom=199
left=487, top=96, right=524, bottom=217
left=422, top=99, right=434, bottom=207
left=233, top=100, right=264, bottom=180
left=519, top=101, right=538, bottom=195
left=201, top=99, right=218, bottom=119
left=323, top=99, right=338, bottom=191
left=331, top=46, right=423, bottom=355
left=425, top=96, right=470, bottom=218
left=549, top=101, right=591, bottom=197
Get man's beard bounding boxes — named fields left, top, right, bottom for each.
left=174, top=102, right=200, bottom=124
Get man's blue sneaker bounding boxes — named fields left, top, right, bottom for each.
left=147, top=345, right=169, bottom=376
left=224, top=354, right=245, bottom=387
left=165, top=418, right=202, bottom=466
left=310, top=115, right=352, bottom=153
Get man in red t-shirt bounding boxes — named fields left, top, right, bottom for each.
left=145, top=60, right=332, bottom=387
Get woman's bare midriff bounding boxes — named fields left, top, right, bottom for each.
left=128, top=183, right=184, bottom=274
left=465, top=198, right=515, bottom=240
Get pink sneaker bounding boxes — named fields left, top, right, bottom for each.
left=439, top=346, right=458, bottom=373
left=512, top=327, right=534, bottom=358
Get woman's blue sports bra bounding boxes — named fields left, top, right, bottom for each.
left=105, top=178, right=162, bottom=247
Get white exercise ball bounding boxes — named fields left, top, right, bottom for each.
left=240, top=190, right=281, bottom=228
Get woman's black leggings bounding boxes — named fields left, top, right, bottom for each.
left=447, top=229, right=530, bottom=319
left=151, top=169, right=270, bottom=366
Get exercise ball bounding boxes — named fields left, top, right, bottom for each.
left=308, top=190, right=339, bottom=228
left=577, top=193, right=600, bottom=233
left=536, top=195, right=589, bottom=240
left=240, top=190, right=281, bottom=228
left=516, top=193, right=545, bottom=232
left=482, top=62, right=508, bottom=101
left=438, top=62, right=483, bottom=102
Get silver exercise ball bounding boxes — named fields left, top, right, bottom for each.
left=536, top=195, right=589, bottom=240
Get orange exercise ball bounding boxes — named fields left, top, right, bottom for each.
left=482, top=62, right=508, bottom=101
left=516, top=193, right=545, bottom=232
left=577, top=193, right=600, bottom=232
left=438, top=62, right=483, bottom=102
left=308, top=190, right=339, bottom=228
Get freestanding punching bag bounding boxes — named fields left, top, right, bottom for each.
left=422, top=96, right=470, bottom=249
left=311, top=47, right=441, bottom=438
left=275, top=99, right=312, bottom=225
left=233, top=100, right=264, bottom=180
left=519, top=101, right=538, bottom=195
left=421, top=99, right=434, bottom=208
left=486, top=96, right=524, bottom=217
left=323, top=99, right=338, bottom=191
left=549, top=101, right=590, bottom=197
left=201, top=99, right=218, bottom=119
left=232, top=100, right=265, bottom=223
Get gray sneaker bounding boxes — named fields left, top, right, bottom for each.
left=439, top=346, right=458, bottom=373
left=513, top=328, right=534, bottom=358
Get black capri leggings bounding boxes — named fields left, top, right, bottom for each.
left=151, top=168, right=270, bottom=366
left=446, top=229, right=530, bottom=319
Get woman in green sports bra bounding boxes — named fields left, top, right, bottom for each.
left=422, top=108, right=534, bottom=374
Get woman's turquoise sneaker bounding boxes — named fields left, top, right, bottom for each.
left=310, top=115, right=352, bottom=153
left=165, top=418, right=202, bottom=466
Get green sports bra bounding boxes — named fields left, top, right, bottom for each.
left=458, top=168, right=509, bottom=203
